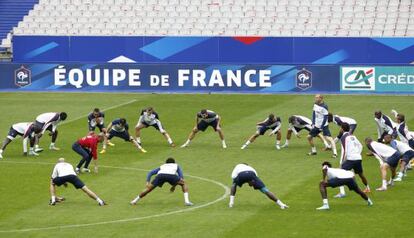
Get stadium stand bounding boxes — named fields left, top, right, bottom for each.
left=1, top=0, right=413, bottom=49
left=0, top=0, right=38, bottom=49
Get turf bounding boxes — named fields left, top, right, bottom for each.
left=0, top=92, right=413, bottom=238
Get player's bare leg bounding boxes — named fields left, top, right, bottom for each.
left=275, top=131, right=281, bottom=150
left=161, top=131, right=175, bottom=147
left=177, top=180, right=192, bottom=205
left=318, top=134, right=330, bottom=149
left=49, top=130, right=60, bottom=151
left=324, top=136, right=337, bottom=158
left=181, top=127, right=199, bottom=148
left=130, top=136, right=147, bottom=153
left=130, top=183, right=155, bottom=205
left=0, top=138, right=12, bottom=158
left=216, top=127, right=227, bottom=148
left=307, top=135, right=317, bottom=155
left=134, top=124, right=146, bottom=145
left=81, top=186, right=106, bottom=205
left=377, top=164, right=391, bottom=191
left=281, top=129, right=293, bottom=148
left=241, top=133, right=259, bottom=149
left=316, top=181, right=330, bottom=210
left=357, top=173, right=371, bottom=192
left=394, top=161, right=408, bottom=181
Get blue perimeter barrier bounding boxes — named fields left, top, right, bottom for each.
left=1, top=63, right=413, bottom=94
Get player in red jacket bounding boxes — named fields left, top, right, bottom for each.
left=73, top=133, right=104, bottom=174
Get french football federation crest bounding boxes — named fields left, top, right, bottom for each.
left=15, top=66, right=31, bottom=87
left=296, top=68, right=312, bottom=90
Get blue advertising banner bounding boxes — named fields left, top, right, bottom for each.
left=1, top=63, right=339, bottom=93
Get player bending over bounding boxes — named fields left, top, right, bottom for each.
left=317, top=161, right=373, bottom=210
left=307, top=94, right=337, bottom=158
left=241, top=114, right=282, bottom=150
left=130, top=157, right=193, bottom=206
left=135, top=107, right=175, bottom=147
left=101, top=118, right=147, bottom=153
left=281, top=115, right=329, bottom=148
left=0, top=122, right=37, bottom=159
left=391, top=110, right=414, bottom=149
left=374, top=110, right=397, bottom=142
left=33, top=112, right=67, bottom=151
left=87, top=108, right=110, bottom=153
left=229, top=163, right=288, bottom=209
left=49, top=158, right=106, bottom=206
left=181, top=109, right=227, bottom=148
left=334, top=123, right=370, bottom=198
left=365, top=137, right=401, bottom=191
left=73, top=133, right=104, bottom=174
left=327, top=113, right=357, bottom=142
left=384, top=134, right=414, bottom=182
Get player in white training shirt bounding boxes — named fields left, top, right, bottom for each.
left=49, top=158, right=106, bottom=206
left=365, top=137, right=401, bottom=191
left=135, top=107, right=175, bottom=147
left=0, top=122, right=38, bottom=158
left=307, top=95, right=337, bottom=157
left=229, top=163, right=288, bottom=209
left=316, top=161, right=373, bottom=210
left=384, top=134, right=414, bottom=182
left=34, top=112, right=67, bottom=151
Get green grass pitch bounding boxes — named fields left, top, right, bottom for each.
left=0, top=92, right=413, bottom=238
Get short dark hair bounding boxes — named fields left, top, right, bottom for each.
left=146, top=107, right=153, bottom=112
left=93, top=108, right=100, bottom=113
left=397, top=114, right=405, bottom=122
left=200, top=109, right=207, bottom=114
left=288, top=116, right=295, bottom=124
left=60, top=112, right=67, bottom=121
left=268, top=114, right=275, bottom=120
left=322, top=161, right=332, bottom=168
left=166, top=157, right=175, bottom=163
left=120, top=118, right=126, bottom=125
left=374, top=111, right=382, bottom=118
left=341, top=122, right=350, bottom=132
left=327, top=113, right=333, bottom=122
left=365, top=137, right=373, bottom=144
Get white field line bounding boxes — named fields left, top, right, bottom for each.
left=0, top=161, right=230, bottom=233
left=60, top=99, right=138, bottom=126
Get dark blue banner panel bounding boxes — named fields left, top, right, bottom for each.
left=1, top=63, right=413, bottom=94
left=12, top=36, right=414, bottom=64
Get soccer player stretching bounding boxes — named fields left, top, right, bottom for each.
left=181, top=109, right=226, bottom=148
left=241, top=114, right=282, bottom=150
left=317, top=161, right=373, bottom=210
left=130, top=157, right=193, bottom=206
left=229, top=163, right=288, bottom=209
left=49, top=158, right=106, bottom=206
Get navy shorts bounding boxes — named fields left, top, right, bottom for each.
left=33, top=121, right=45, bottom=134
left=142, top=121, right=161, bottom=131
left=349, top=124, right=357, bottom=134
left=257, top=125, right=276, bottom=135
left=327, top=177, right=358, bottom=191
left=408, top=139, right=414, bottom=149
left=385, top=152, right=402, bottom=168
left=7, top=127, right=23, bottom=139
left=309, top=126, right=331, bottom=137
left=197, top=119, right=218, bottom=132
left=341, top=160, right=363, bottom=174
left=108, top=130, right=130, bottom=141
left=233, top=171, right=266, bottom=190
left=52, top=175, right=85, bottom=189
left=401, top=150, right=414, bottom=164
left=89, top=123, right=104, bottom=132
left=151, top=174, right=181, bottom=187
left=293, top=126, right=310, bottom=133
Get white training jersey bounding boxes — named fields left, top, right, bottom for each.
left=323, top=166, right=354, bottom=179
left=158, top=163, right=179, bottom=175
left=396, top=122, right=414, bottom=144
left=231, top=164, right=258, bottom=179
left=313, top=103, right=329, bottom=128
left=374, top=115, right=396, bottom=139
left=51, top=162, right=77, bottom=179
left=333, top=115, right=357, bottom=126
left=140, top=111, right=158, bottom=125
left=12, top=122, right=32, bottom=134
left=340, top=132, right=362, bottom=163
left=390, top=140, right=412, bottom=154
left=36, top=112, right=59, bottom=123
left=370, top=141, right=398, bottom=160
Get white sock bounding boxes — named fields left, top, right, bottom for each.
left=276, top=199, right=285, bottom=207
left=96, top=197, right=103, bottom=204
left=184, top=192, right=190, bottom=203
left=184, top=139, right=191, bottom=146
left=276, top=140, right=280, bottom=145
left=284, top=140, right=289, bottom=145
left=382, top=179, right=387, bottom=188
left=332, top=145, right=337, bottom=155
left=323, top=198, right=329, bottom=205
left=229, top=195, right=235, bottom=205
left=222, top=140, right=226, bottom=146
left=30, top=147, right=34, bottom=152
left=50, top=143, right=55, bottom=147
left=35, top=144, right=39, bottom=149
left=0, top=149, right=3, bottom=154
left=311, top=147, right=316, bottom=153
left=167, top=137, right=173, bottom=144
left=103, top=144, right=107, bottom=149
left=245, top=140, right=251, bottom=146
left=51, top=196, right=56, bottom=203
left=132, top=195, right=140, bottom=203
left=323, top=139, right=330, bottom=148
left=397, top=172, right=403, bottom=178
left=136, top=137, right=141, bottom=143
left=366, top=185, right=370, bottom=190
left=339, top=186, right=345, bottom=195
